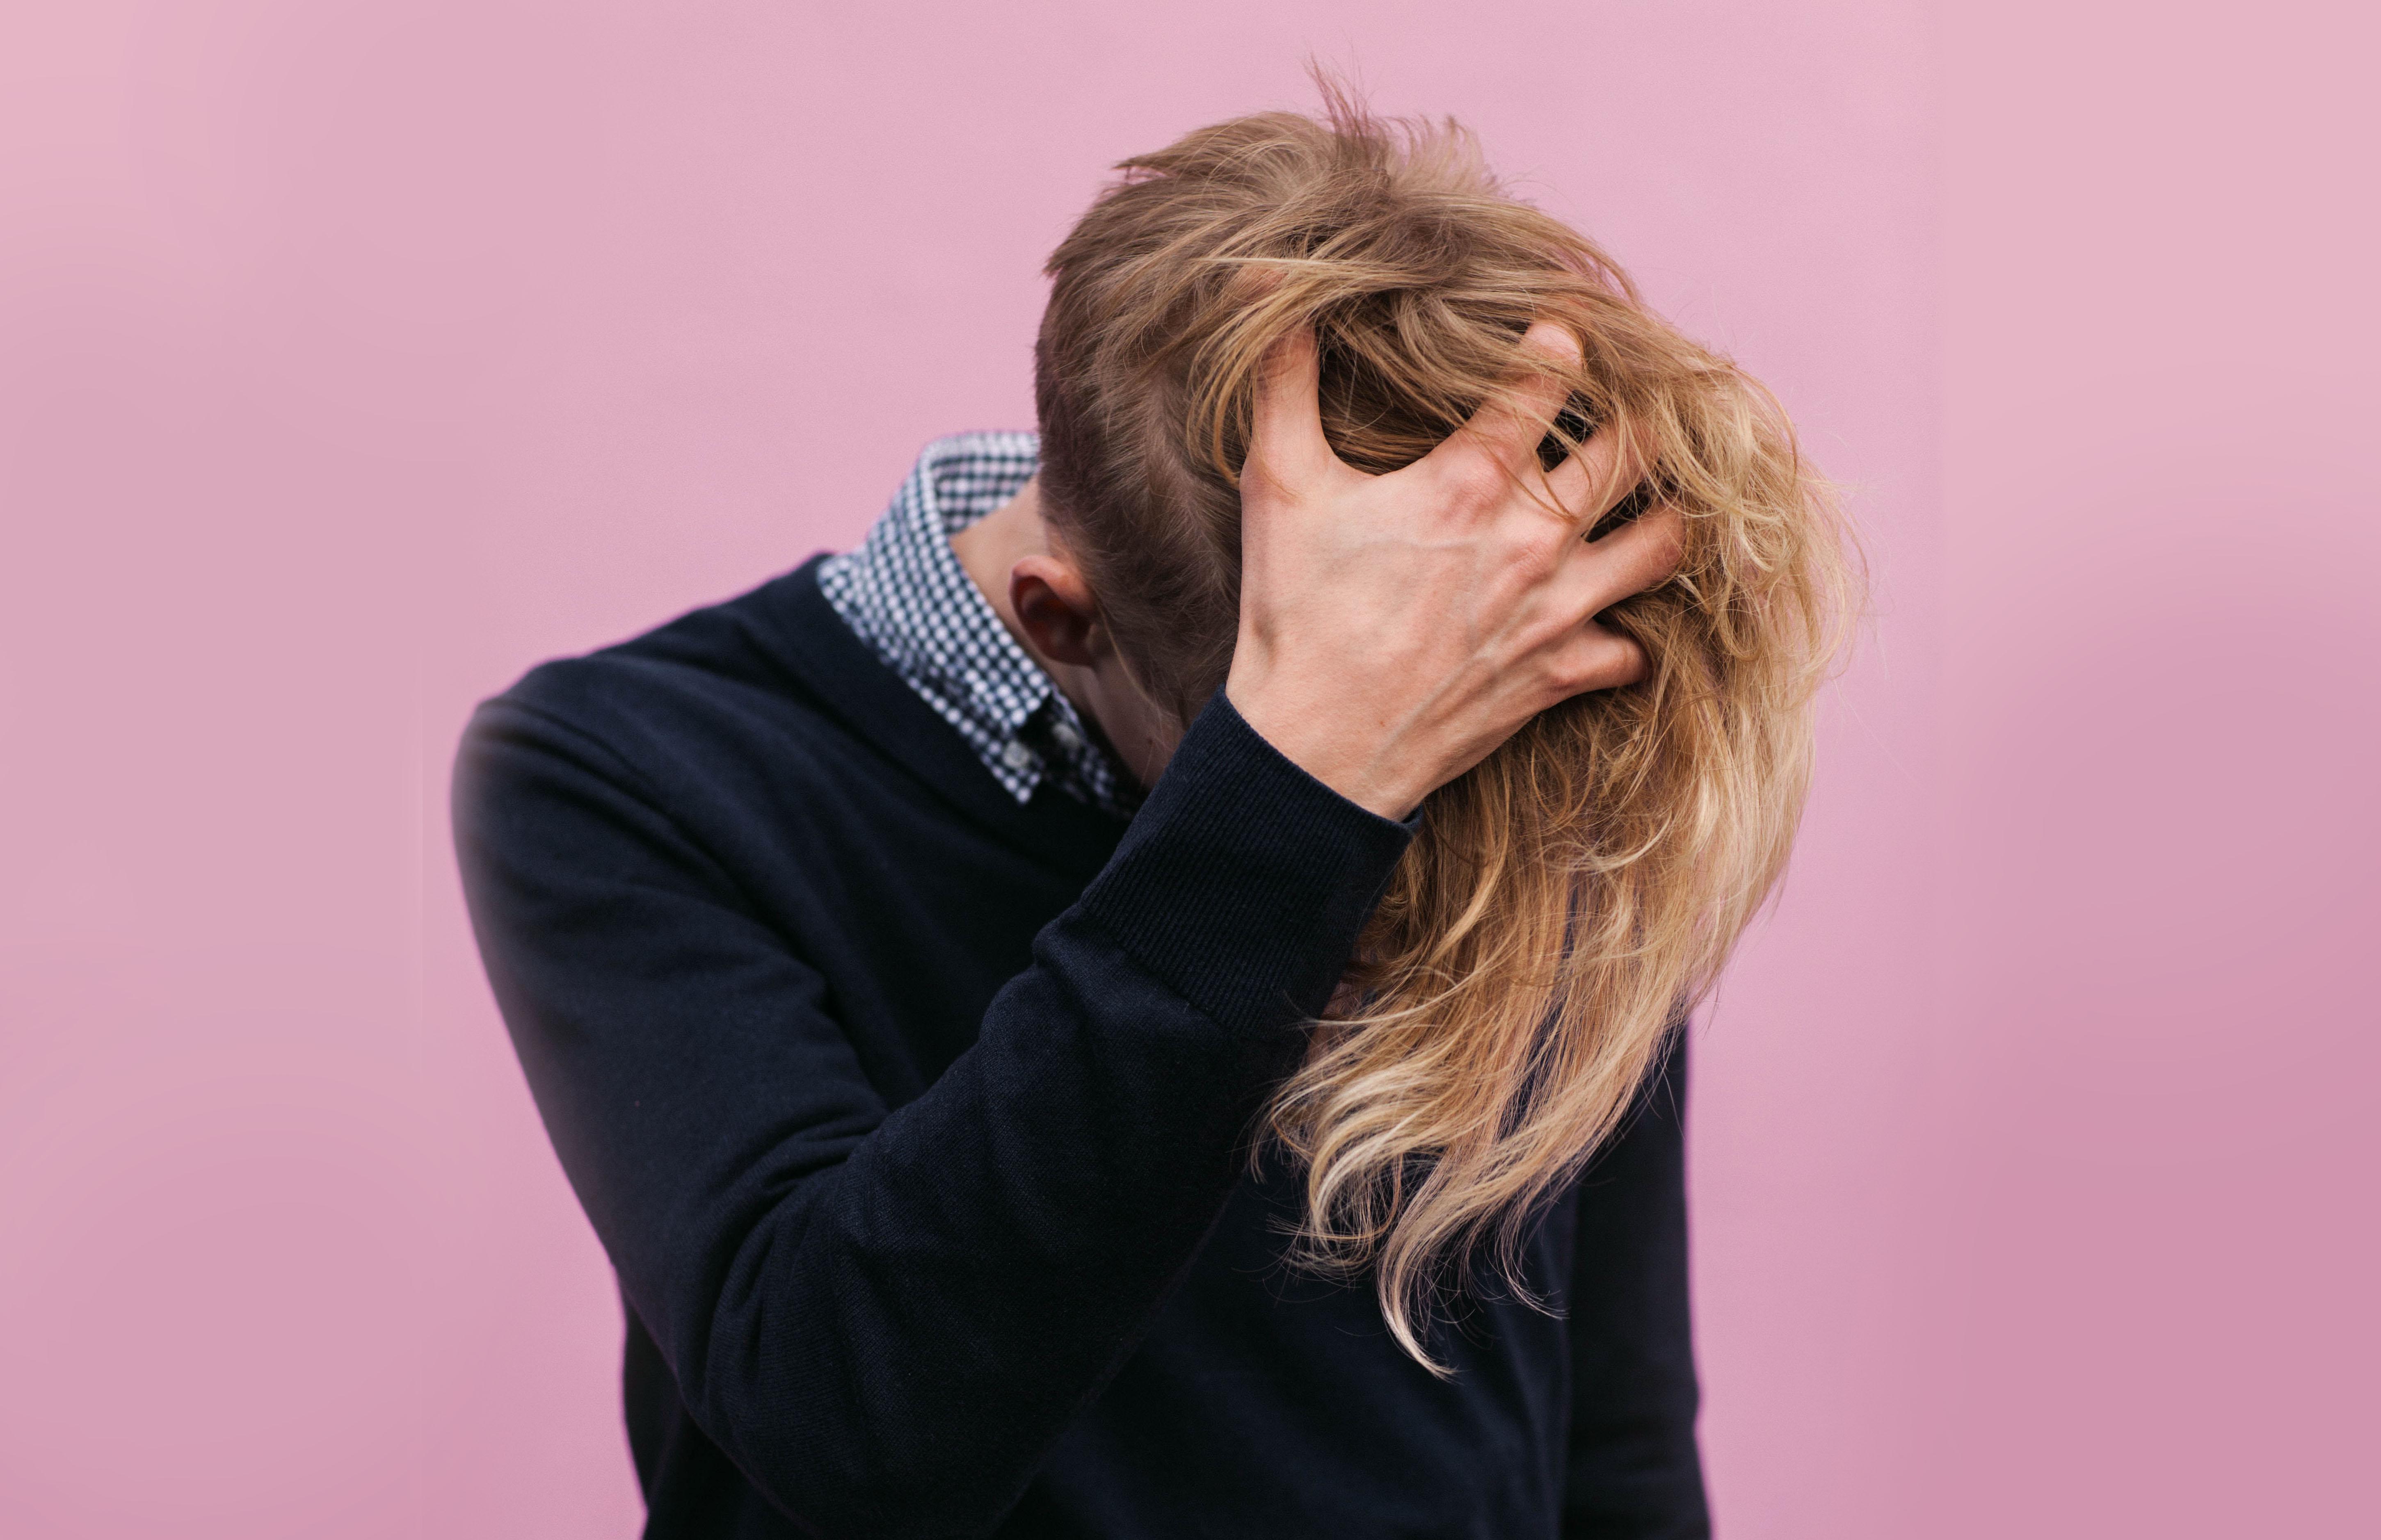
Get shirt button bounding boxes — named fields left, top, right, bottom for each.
left=1000, top=740, right=1037, bottom=771
left=1050, top=721, right=1083, bottom=752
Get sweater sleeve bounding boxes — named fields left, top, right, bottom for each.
left=452, top=684, right=1414, bottom=1540
left=1561, top=1025, right=1714, bottom=1540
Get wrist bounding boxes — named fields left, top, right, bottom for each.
left=1221, top=673, right=1424, bottom=823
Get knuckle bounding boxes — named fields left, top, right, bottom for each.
left=1543, top=643, right=1598, bottom=698
left=1437, top=450, right=1509, bottom=510
left=1549, top=630, right=1644, bottom=697
left=1506, top=530, right=1564, bottom=585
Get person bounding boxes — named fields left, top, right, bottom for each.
left=455, top=92, right=1854, bottom=1540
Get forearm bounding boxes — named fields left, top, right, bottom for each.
left=681, top=922, right=1298, bottom=1532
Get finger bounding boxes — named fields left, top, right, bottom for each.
left=1545, top=416, right=1653, bottom=529
left=1560, top=503, right=1687, bottom=618
left=1545, top=424, right=1620, bottom=522
left=1546, top=621, right=1650, bottom=700
left=1248, top=325, right=1339, bottom=490
left=1430, top=321, right=1584, bottom=482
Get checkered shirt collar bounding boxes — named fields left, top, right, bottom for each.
left=816, top=431, right=1143, bottom=819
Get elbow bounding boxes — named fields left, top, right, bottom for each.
left=691, top=1396, right=1032, bottom=1540
left=667, top=1224, right=1034, bottom=1540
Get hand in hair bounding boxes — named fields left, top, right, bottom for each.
left=1225, top=321, right=1684, bottom=822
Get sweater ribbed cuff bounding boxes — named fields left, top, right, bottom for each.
left=1074, top=687, right=1419, bottom=1037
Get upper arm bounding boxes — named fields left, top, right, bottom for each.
left=452, top=695, right=888, bottom=1331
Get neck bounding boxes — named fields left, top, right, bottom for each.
left=948, top=480, right=1179, bottom=790
left=950, top=481, right=1099, bottom=711
left=950, top=481, right=1051, bottom=659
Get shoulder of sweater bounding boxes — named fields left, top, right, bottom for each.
left=467, top=555, right=1130, bottom=873
left=472, top=562, right=872, bottom=783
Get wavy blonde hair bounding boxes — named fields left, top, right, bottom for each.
left=1033, top=89, right=1861, bottom=1370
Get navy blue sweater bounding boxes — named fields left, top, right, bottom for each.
left=452, top=555, right=1709, bottom=1538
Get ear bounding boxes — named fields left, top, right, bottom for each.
left=1009, top=554, right=1107, bottom=668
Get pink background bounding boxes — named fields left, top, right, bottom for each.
left=3, top=2, right=2373, bottom=1535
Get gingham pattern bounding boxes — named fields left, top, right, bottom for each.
left=817, top=431, right=1143, bottom=818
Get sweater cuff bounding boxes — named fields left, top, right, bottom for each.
left=1074, top=687, right=1419, bottom=1037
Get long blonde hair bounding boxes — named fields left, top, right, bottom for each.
left=1033, top=88, right=1861, bottom=1370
